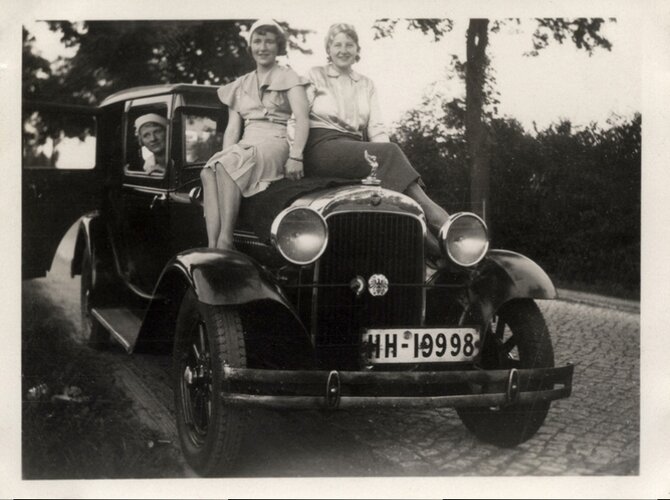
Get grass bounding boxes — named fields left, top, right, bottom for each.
left=22, top=281, right=185, bottom=479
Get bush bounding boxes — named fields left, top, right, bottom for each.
left=393, top=112, right=641, bottom=299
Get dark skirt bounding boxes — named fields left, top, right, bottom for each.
left=304, top=128, right=421, bottom=193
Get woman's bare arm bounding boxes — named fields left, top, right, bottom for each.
left=284, top=85, right=310, bottom=180
left=222, top=109, right=243, bottom=149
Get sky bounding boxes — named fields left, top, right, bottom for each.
left=286, top=16, right=641, bottom=131
left=26, top=15, right=641, bottom=132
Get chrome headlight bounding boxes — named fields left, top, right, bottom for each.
left=271, top=207, right=328, bottom=265
left=439, top=212, right=489, bottom=267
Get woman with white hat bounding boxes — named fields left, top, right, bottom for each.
left=201, top=19, right=310, bottom=249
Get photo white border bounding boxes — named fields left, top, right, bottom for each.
left=2, top=0, right=668, bottom=497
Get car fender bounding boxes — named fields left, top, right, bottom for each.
left=71, top=211, right=104, bottom=278
left=135, top=249, right=314, bottom=367
left=468, top=249, right=556, bottom=323
left=156, top=249, right=300, bottom=306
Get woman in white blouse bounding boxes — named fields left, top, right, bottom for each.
left=304, top=23, right=450, bottom=240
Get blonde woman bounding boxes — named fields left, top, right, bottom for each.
left=304, top=23, right=450, bottom=241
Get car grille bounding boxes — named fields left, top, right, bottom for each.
left=314, top=211, right=425, bottom=369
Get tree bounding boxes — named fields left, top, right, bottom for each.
left=24, top=20, right=312, bottom=105
left=22, top=20, right=312, bottom=166
left=465, top=20, right=490, bottom=219
left=373, top=18, right=614, bottom=222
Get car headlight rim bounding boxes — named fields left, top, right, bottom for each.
left=270, top=206, right=329, bottom=265
left=438, top=212, right=490, bottom=267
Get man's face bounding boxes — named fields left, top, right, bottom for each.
left=138, top=123, right=166, bottom=155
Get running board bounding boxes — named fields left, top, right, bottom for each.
left=91, top=307, right=142, bottom=353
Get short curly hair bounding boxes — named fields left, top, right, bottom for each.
left=324, top=23, right=361, bottom=62
left=247, top=23, right=287, bottom=57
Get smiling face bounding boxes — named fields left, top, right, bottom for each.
left=250, top=29, right=279, bottom=69
left=328, top=32, right=359, bottom=72
left=138, top=123, right=166, bottom=156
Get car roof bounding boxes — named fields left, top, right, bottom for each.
left=100, top=83, right=219, bottom=107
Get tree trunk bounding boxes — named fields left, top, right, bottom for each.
left=465, top=19, right=490, bottom=223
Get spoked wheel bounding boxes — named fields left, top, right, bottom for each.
left=173, top=290, right=246, bottom=476
left=80, top=247, right=110, bottom=349
left=457, top=299, right=555, bottom=447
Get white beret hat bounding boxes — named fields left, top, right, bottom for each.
left=134, top=113, right=168, bottom=134
left=246, top=19, right=285, bottom=40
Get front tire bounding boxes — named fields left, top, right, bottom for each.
left=457, top=299, right=555, bottom=447
left=173, top=290, right=247, bottom=476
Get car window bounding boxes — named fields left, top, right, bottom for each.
left=22, top=106, right=96, bottom=170
left=125, top=105, right=169, bottom=178
left=182, top=110, right=225, bottom=166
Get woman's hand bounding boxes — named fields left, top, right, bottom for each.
left=284, top=157, right=304, bottom=181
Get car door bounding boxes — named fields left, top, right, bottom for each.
left=109, top=96, right=173, bottom=295
left=167, top=103, right=227, bottom=253
left=22, top=101, right=101, bottom=279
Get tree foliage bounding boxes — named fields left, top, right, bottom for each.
left=23, top=28, right=54, bottom=99
left=393, top=104, right=641, bottom=297
left=372, top=17, right=614, bottom=220
left=372, top=18, right=453, bottom=41
left=528, top=18, right=614, bottom=56
left=24, top=20, right=312, bottom=105
left=22, top=20, right=311, bottom=159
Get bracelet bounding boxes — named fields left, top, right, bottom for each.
left=288, top=156, right=303, bottom=162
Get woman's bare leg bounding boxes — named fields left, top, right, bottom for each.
left=200, top=167, right=221, bottom=248
left=212, top=163, right=242, bottom=250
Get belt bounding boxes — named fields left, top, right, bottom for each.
left=245, top=117, right=287, bottom=125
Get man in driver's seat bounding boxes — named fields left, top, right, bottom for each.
left=134, top=113, right=167, bottom=175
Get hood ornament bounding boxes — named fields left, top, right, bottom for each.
left=362, top=150, right=382, bottom=186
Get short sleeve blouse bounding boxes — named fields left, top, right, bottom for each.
left=217, top=66, right=308, bottom=125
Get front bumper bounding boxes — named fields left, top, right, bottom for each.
left=221, top=364, right=573, bottom=410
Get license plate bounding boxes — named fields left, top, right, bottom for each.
left=362, top=327, right=480, bottom=364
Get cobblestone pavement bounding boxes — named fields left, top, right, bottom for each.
left=27, top=274, right=640, bottom=477
left=245, top=299, right=640, bottom=476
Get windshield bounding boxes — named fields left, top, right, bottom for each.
left=182, top=109, right=225, bottom=166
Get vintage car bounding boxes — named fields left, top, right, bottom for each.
left=23, top=84, right=573, bottom=476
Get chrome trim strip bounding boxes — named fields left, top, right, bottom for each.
left=123, top=170, right=167, bottom=180
left=312, top=187, right=424, bottom=220
left=221, top=389, right=572, bottom=410
left=91, top=308, right=131, bottom=352
left=125, top=281, right=157, bottom=300
left=323, top=208, right=427, bottom=238
left=122, top=184, right=172, bottom=194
